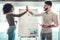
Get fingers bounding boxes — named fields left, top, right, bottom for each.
left=26, top=5, right=28, bottom=11
left=41, top=24, right=48, bottom=28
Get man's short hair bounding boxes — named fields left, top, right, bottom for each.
left=45, top=1, right=52, bottom=7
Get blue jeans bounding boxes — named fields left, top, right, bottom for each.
left=41, top=32, right=52, bottom=40
left=7, top=26, right=16, bottom=40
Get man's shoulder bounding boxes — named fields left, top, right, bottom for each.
left=51, top=12, right=57, bottom=16
left=51, top=11, right=57, bottom=15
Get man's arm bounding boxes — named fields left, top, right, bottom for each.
left=28, top=10, right=43, bottom=16
left=27, top=5, right=43, bottom=16
left=47, top=24, right=57, bottom=28
left=52, top=14, right=58, bottom=27
left=41, top=24, right=57, bottom=28
left=46, top=14, right=58, bottom=28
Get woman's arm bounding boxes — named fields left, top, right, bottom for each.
left=9, top=6, right=28, bottom=17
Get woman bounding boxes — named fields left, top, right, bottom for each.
left=3, top=3, right=28, bottom=40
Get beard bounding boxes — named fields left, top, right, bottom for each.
left=44, top=8, right=48, bottom=11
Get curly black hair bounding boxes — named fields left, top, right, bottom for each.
left=3, top=3, right=13, bottom=14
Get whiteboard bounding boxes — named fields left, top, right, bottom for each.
left=18, top=9, right=38, bottom=38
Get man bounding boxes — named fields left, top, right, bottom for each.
left=3, top=3, right=28, bottom=40
left=27, top=1, right=58, bottom=40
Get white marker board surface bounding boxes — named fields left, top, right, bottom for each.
left=18, top=9, right=38, bottom=38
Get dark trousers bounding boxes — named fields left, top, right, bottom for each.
left=41, top=32, right=52, bottom=40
